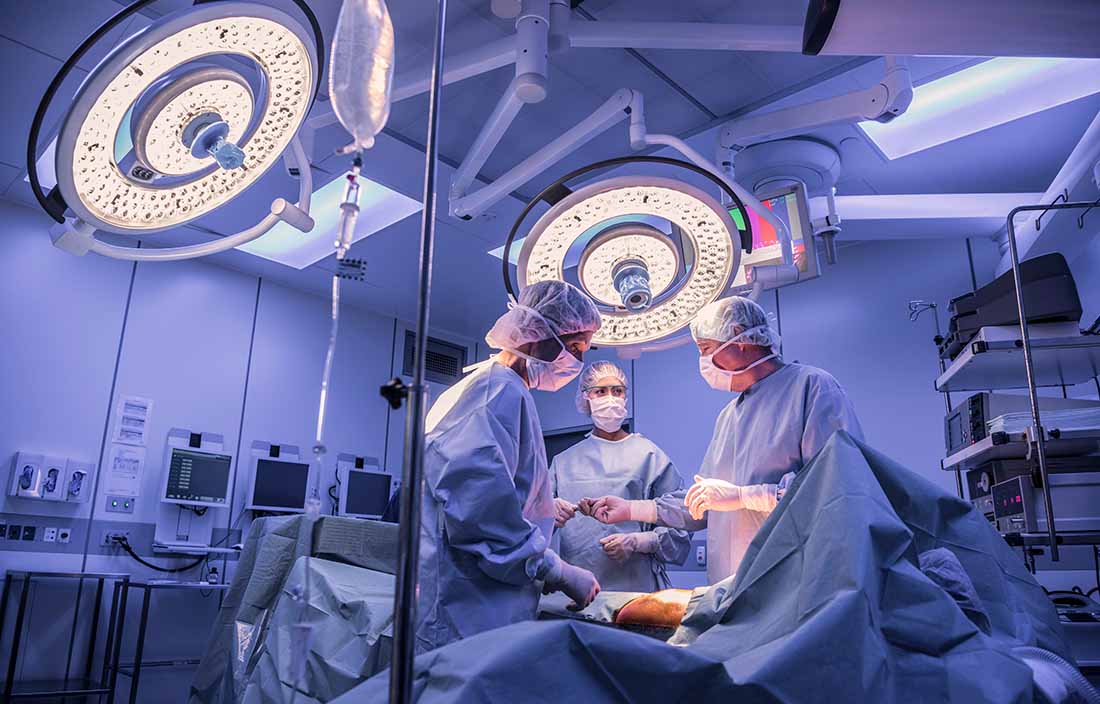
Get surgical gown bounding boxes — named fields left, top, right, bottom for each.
left=415, top=360, right=556, bottom=653
left=550, top=434, right=690, bottom=592
left=656, top=362, right=863, bottom=583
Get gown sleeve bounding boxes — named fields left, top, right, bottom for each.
left=428, top=382, right=550, bottom=586
left=646, top=454, right=693, bottom=566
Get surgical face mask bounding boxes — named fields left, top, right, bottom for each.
left=589, top=395, right=627, bottom=432
left=500, top=303, right=587, bottom=391
left=526, top=341, right=583, bottom=391
left=698, top=326, right=776, bottom=391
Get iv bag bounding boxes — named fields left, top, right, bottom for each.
left=329, top=0, right=395, bottom=152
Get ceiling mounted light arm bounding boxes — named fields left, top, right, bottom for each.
left=450, top=0, right=550, bottom=205
left=719, top=57, right=912, bottom=150
left=51, top=136, right=314, bottom=261
left=450, top=78, right=527, bottom=203
left=627, top=105, right=797, bottom=300
left=450, top=88, right=639, bottom=219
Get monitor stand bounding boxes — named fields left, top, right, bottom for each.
left=154, top=502, right=215, bottom=549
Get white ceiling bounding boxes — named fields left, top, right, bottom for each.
left=3, top=0, right=1099, bottom=340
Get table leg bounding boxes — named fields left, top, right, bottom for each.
left=84, top=578, right=104, bottom=681
left=102, top=582, right=120, bottom=689
left=106, top=581, right=129, bottom=704
left=4, top=574, right=32, bottom=703
left=61, top=577, right=85, bottom=698
left=128, top=588, right=150, bottom=704
left=0, top=574, right=12, bottom=658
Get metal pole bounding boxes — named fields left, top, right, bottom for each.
left=390, top=1, right=447, bottom=702
left=929, top=308, right=964, bottom=498
left=1006, top=205, right=1058, bottom=560
left=1000, top=199, right=1100, bottom=560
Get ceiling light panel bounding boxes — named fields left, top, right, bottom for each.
left=859, top=58, right=1100, bottom=160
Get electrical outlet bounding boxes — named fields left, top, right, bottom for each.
left=695, top=545, right=706, bottom=566
left=7, top=525, right=22, bottom=540
left=43, top=527, right=58, bottom=543
left=101, top=529, right=132, bottom=547
left=57, top=528, right=72, bottom=544
left=22, top=526, right=36, bottom=541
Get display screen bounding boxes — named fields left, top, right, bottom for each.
left=729, top=189, right=815, bottom=288
left=345, top=471, right=392, bottom=516
left=165, top=448, right=232, bottom=504
left=252, top=459, right=310, bottom=510
left=991, top=477, right=1026, bottom=520
left=945, top=411, right=965, bottom=452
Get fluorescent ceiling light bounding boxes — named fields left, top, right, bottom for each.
left=859, top=58, right=1100, bottom=159
left=238, top=173, right=422, bottom=269
left=25, top=137, right=57, bottom=189
left=809, top=193, right=1045, bottom=220
left=489, top=236, right=525, bottom=264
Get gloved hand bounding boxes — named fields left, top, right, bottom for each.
left=685, top=474, right=743, bottom=520
left=542, top=553, right=600, bottom=610
left=599, top=532, right=659, bottom=562
left=554, top=498, right=578, bottom=528
left=578, top=496, right=657, bottom=524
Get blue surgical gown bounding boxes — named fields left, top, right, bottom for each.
left=415, top=360, right=556, bottom=652
left=656, top=362, right=863, bottom=583
left=550, top=434, right=691, bottom=592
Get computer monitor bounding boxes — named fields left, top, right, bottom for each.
left=160, top=447, right=233, bottom=509
left=339, top=469, right=392, bottom=519
left=247, top=457, right=311, bottom=512
left=729, top=182, right=819, bottom=289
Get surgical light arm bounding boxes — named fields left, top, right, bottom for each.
left=449, top=88, right=637, bottom=219
left=627, top=100, right=797, bottom=300
left=719, top=57, right=912, bottom=149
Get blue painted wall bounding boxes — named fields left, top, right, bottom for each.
left=0, top=200, right=474, bottom=699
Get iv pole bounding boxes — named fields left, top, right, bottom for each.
left=389, top=0, right=447, bottom=702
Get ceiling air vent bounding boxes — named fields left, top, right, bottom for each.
left=403, top=332, right=468, bottom=385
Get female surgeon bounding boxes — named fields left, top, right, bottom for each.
left=582, top=296, right=863, bottom=585
left=550, top=361, right=691, bottom=592
left=415, top=280, right=604, bottom=653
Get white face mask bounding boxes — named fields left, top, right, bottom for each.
left=698, top=326, right=776, bottom=391
left=500, top=304, right=586, bottom=392
left=522, top=341, right=583, bottom=391
left=589, top=395, right=627, bottom=432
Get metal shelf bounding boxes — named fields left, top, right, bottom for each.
left=941, top=428, right=1100, bottom=471
left=116, top=657, right=202, bottom=678
left=0, top=677, right=112, bottom=699
left=1002, top=531, right=1100, bottom=547
left=935, top=326, right=1100, bottom=393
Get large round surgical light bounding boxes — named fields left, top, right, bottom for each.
left=27, top=0, right=324, bottom=260
left=510, top=161, right=746, bottom=350
left=55, top=3, right=315, bottom=233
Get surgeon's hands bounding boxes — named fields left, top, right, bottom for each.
left=685, top=474, right=743, bottom=520
left=578, top=495, right=628, bottom=523
left=545, top=562, right=601, bottom=611
left=554, top=498, right=578, bottom=528
left=579, top=495, right=656, bottom=525
left=599, top=532, right=658, bottom=561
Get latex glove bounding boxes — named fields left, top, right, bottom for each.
left=579, top=496, right=657, bottom=524
left=599, top=532, right=659, bottom=562
left=543, top=557, right=600, bottom=610
left=554, top=498, right=578, bottom=529
left=685, top=474, right=743, bottom=520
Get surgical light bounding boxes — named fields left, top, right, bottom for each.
left=27, top=1, right=324, bottom=260
left=858, top=58, right=1100, bottom=160
left=503, top=156, right=749, bottom=352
